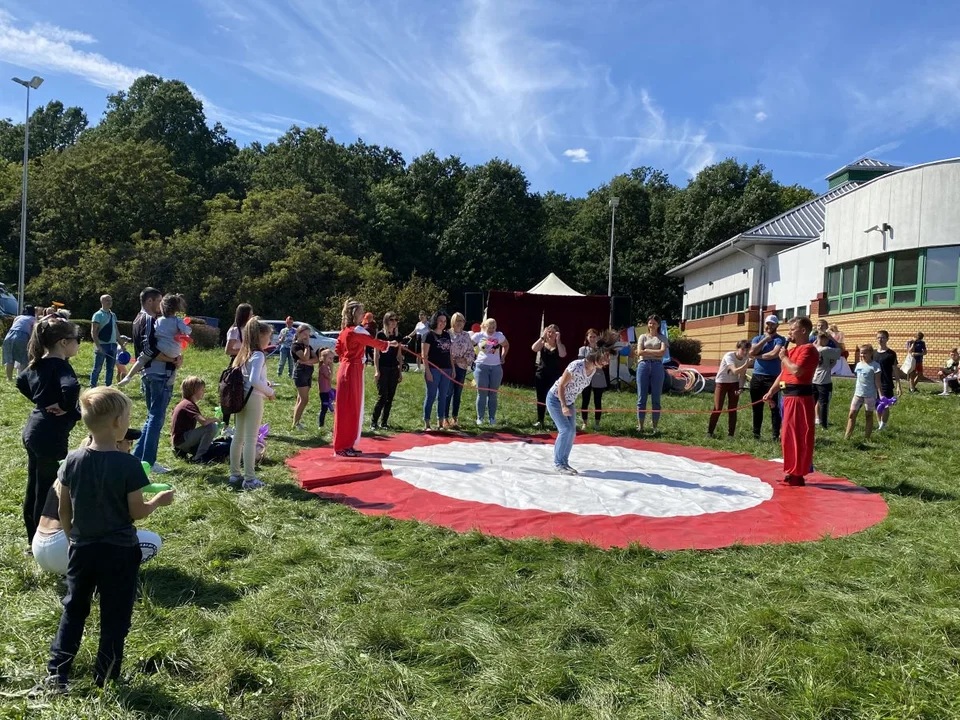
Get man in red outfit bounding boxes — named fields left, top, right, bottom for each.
left=763, top=316, right=819, bottom=486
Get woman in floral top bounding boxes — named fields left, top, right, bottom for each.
left=444, top=312, right=476, bottom=428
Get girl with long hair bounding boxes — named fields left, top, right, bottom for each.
left=421, top=309, right=454, bottom=431
left=228, top=317, right=275, bottom=489
left=291, top=325, right=319, bottom=430
left=225, top=303, right=253, bottom=360
left=578, top=328, right=609, bottom=430
left=16, top=316, right=82, bottom=550
left=333, top=299, right=398, bottom=456
left=636, top=315, right=669, bottom=434
left=532, top=324, right=566, bottom=429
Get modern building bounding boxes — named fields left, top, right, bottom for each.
left=667, top=157, right=960, bottom=368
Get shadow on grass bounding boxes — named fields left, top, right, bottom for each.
left=865, top=480, right=959, bottom=502
left=117, top=680, right=228, bottom=720
left=140, top=566, right=242, bottom=609
left=311, top=490, right=395, bottom=511
left=266, top=481, right=318, bottom=503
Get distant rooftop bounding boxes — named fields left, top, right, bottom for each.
left=826, top=157, right=903, bottom=189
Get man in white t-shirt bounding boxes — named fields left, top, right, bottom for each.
left=404, top=311, right=430, bottom=372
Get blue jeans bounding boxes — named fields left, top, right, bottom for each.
left=277, top=346, right=293, bottom=377
left=90, top=343, right=117, bottom=387
left=424, top=369, right=452, bottom=423
left=475, top=363, right=503, bottom=422
left=444, top=367, right=468, bottom=419
left=133, top=374, right=174, bottom=466
left=546, top=392, right=576, bottom=467
left=637, top=360, right=664, bottom=425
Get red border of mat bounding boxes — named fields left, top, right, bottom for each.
left=287, top=433, right=888, bottom=550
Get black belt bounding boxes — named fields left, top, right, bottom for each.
left=780, top=383, right=813, bottom=397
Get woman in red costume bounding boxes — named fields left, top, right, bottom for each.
left=333, top=299, right=398, bottom=457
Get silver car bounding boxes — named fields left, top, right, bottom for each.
left=263, top=320, right=336, bottom=355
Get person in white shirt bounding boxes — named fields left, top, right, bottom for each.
left=404, top=311, right=430, bottom=372
left=813, top=332, right=842, bottom=428
left=470, top=318, right=509, bottom=425
left=845, top=344, right=882, bottom=442
left=707, top=340, right=751, bottom=438
left=228, top=317, right=275, bottom=489
left=547, top=331, right=617, bottom=475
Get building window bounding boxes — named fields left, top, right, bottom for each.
left=684, top=290, right=749, bottom=321
left=825, top=246, right=960, bottom=313
left=796, top=306, right=807, bottom=318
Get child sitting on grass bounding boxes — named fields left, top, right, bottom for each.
left=171, top=376, right=218, bottom=462
left=33, top=387, right=174, bottom=696
left=317, top=348, right=335, bottom=428
left=846, top=344, right=882, bottom=442
left=118, top=294, right=190, bottom=386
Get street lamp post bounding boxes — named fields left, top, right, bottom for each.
left=12, top=75, right=44, bottom=314
left=607, top=196, right=619, bottom=325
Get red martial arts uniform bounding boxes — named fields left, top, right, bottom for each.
left=779, top=343, right=820, bottom=483
left=333, top=326, right=388, bottom=453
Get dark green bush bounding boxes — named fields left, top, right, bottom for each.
left=670, top=337, right=702, bottom=365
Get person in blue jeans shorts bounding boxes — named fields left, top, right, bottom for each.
left=470, top=318, right=510, bottom=425
left=421, top=310, right=453, bottom=431
left=276, top=317, right=295, bottom=378
left=636, top=315, right=670, bottom=434
left=547, top=331, right=616, bottom=475
left=90, top=295, right=118, bottom=387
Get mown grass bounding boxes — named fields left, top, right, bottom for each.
left=1, top=346, right=960, bottom=719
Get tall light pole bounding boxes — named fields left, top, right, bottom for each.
left=12, top=75, right=44, bottom=314
left=607, top=196, right=619, bottom=325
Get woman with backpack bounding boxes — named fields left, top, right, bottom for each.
left=226, top=317, right=275, bottom=489
left=333, top=299, right=399, bottom=457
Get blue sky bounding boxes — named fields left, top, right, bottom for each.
left=1, top=0, right=959, bottom=197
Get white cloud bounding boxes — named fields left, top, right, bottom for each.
left=0, top=12, right=145, bottom=89
left=754, top=111, right=768, bottom=122
left=563, top=148, right=590, bottom=163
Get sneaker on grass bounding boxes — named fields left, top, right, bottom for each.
left=242, top=477, right=265, bottom=490
left=151, top=463, right=170, bottom=474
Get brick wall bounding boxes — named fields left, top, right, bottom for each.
left=681, top=301, right=960, bottom=369
left=814, top=305, right=960, bottom=368
left=681, top=307, right=761, bottom=366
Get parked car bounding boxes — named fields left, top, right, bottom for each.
left=262, top=320, right=336, bottom=356
left=0, top=283, right=18, bottom=316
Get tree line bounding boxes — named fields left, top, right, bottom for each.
left=0, top=75, right=815, bottom=331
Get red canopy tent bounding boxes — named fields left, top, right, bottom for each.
left=486, top=274, right=610, bottom=386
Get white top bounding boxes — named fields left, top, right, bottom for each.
left=154, top=316, right=191, bottom=358
left=414, top=321, right=429, bottom=339
left=243, top=350, right=274, bottom=398
left=716, top=351, right=749, bottom=386
left=550, top=359, right=596, bottom=405
left=578, top=345, right=607, bottom=388
left=471, top=331, right=507, bottom=366
left=226, top=325, right=241, bottom=346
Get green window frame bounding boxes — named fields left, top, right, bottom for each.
left=825, top=245, right=960, bottom=313
left=684, top=290, right=749, bottom=321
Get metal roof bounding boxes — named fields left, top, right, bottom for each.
left=741, top=181, right=860, bottom=239
left=665, top=181, right=859, bottom=276
left=826, top=157, right=903, bottom=179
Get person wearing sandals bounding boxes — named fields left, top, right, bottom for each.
left=291, top=325, right=319, bottom=430
left=333, top=299, right=398, bottom=457
left=444, top=312, right=475, bottom=428
left=422, top=310, right=454, bottom=431
left=548, top=331, right=618, bottom=475
left=578, top=328, right=608, bottom=430
left=636, top=315, right=669, bottom=434
left=471, top=318, right=509, bottom=425
left=532, top=324, right=566, bottom=428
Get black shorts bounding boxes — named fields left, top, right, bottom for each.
left=293, top=365, right=314, bottom=388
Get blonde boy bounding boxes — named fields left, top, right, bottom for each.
left=37, top=387, right=173, bottom=695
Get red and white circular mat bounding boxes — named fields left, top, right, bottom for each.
left=287, top=433, right=888, bottom=550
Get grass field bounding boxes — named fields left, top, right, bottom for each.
left=2, top=345, right=960, bottom=719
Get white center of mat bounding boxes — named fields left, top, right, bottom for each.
left=381, top=441, right=772, bottom=517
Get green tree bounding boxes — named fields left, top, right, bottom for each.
left=95, top=76, right=238, bottom=197
left=0, top=101, right=88, bottom=163
left=439, top=158, right=544, bottom=294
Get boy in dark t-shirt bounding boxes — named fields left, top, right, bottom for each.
left=874, top=330, right=902, bottom=431
left=34, top=388, right=174, bottom=696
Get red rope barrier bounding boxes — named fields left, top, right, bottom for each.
left=396, top=345, right=768, bottom=416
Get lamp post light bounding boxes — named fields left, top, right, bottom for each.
left=607, top=196, right=619, bottom=326
left=12, top=75, right=44, bottom=314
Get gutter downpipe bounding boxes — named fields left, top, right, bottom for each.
left=731, top=237, right=766, bottom=327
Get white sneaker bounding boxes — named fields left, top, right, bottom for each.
left=242, top=477, right=265, bottom=490
left=556, top=465, right=578, bottom=476
left=877, top=422, right=885, bottom=432
left=534, top=422, right=543, bottom=430
left=294, top=422, right=306, bottom=430
left=476, top=418, right=483, bottom=426
left=151, top=463, right=170, bottom=474
left=814, top=419, right=821, bottom=426
left=939, top=392, right=951, bottom=396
